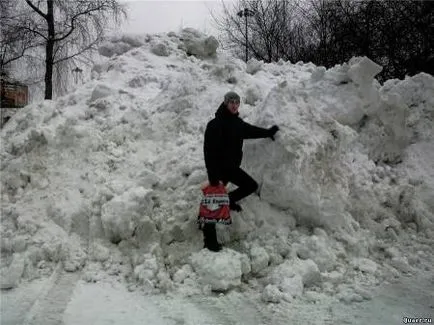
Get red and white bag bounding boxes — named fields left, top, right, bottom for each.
left=197, top=182, right=231, bottom=226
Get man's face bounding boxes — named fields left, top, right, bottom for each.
left=227, top=100, right=240, bottom=114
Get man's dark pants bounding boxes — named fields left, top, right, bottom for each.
left=203, top=168, right=258, bottom=251
left=222, top=167, right=259, bottom=204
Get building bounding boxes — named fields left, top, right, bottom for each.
left=1, top=75, right=29, bottom=127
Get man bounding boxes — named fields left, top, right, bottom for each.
left=202, top=91, right=279, bottom=251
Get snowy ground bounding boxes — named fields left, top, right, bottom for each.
left=1, top=29, right=433, bottom=324
left=2, top=269, right=433, bottom=324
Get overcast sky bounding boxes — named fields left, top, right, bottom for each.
left=118, top=1, right=236, bottom=36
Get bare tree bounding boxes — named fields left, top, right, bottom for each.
left=214, top=0, right=432, bottom=80
left=211, top=1, right=248, bottom=59
left=321, top=0, right=433, bottom=80
left=382, top=0, right=434, bottom=78
left=0, top=1, right=42, bottom=74
left=7, top=0, right=126, bottom=99
left=212, top=0, right=305, bottom=63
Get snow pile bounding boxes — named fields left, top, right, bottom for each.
left=177, top=28, right=219, bottom=59
left=98, top=34, right=145, bottom=58
left=190, top=249, right=250, bottom=292
left=1, top=29, right=433, bottom=305
left=246, top=58, right=264, bottom=75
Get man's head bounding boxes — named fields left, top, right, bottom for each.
left=224, top=91, right=240, bottom=114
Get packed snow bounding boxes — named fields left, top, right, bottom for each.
left=1, top=28, right=433, bottom=324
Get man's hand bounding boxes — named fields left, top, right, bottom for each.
left=268, top=125, right=279, bottom=141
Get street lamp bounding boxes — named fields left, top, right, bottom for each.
left=237, top=8, right=255, bottom=62
left=72, top=67, right=83, bottom=84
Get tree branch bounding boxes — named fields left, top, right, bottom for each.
left=18, top=24, right=48, bottom=40
left=53, top=38, right=100, bottom=65
left=54, top=4, right=111, bottom=42
left=1, top=42, right=43, bottom=67
left=24, top=0, right=47, bottom=20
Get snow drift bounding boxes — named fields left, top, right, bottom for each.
left=1, top=30, right=433, bottom=304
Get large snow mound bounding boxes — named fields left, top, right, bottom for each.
left=1, top=29, right=433, bottom=303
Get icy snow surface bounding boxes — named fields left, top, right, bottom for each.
left=1, top=30, right=433, bottom=324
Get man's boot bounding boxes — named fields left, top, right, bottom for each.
left=202, top=223, right=222, bottom=252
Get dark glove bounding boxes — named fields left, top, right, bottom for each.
left=268, top=125, right=279, bottom=140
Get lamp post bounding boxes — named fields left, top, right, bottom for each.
left=237, top=8, right=255, bottom=62
left=72, top=67, right=83, bottom=84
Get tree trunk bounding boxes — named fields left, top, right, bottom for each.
left=45, top=0, right=55, bottom=100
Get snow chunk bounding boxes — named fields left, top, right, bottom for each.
left=31, top=224, right=69, bottom=263
left=98, top=34, right=143, bottom=57
left=99, top=42, right=130, bottom=58
left=151, top=43, right=170, bottom=57
left=178, top=28, right=218, bottom=58
left=90, top=84, right=113, bottom=102
left=337, top=284, right=364, bottom=304
left=323, top=270, right=344, bottom=285
left=90, top=241, right=111, bottom=262
left=311, top=66, right=326, bottom=82
left=278, top=274, right=304, bottom=298
left=269, top=259, right=321, bottom=288
left=1, top=253, right=25, bottom=289
left=156, top=270, right=173, bottom=292
left=244, top=85, right=263, bottom=105
left=250, top=245, right=270, bottom=274
left=295, top=259, right=322, bottom=287
left=262, top=284, right=282, bottom=303
left=353, top=285, right=374, bottom=300
left=63, top=234, right=87, bottom=272
left=390, top=257, right=413, bottom=274
left=133, top=254, right=159, bottom=290
left=350, top=258, right=378, bottom=274
left=247, top=85, right=360, bottom=232
left=348, top=56, right=382, bottom=86
left=173, top=264, right=194, bottom=284
left=100, top=187, right=154, bottom=244
left=189, top=249, right=250, bottom=292
left=294, top=234, right=338, bottom=272
left=385, top=247, right=401, bottom=259
left=246, top=58, right=263, bottom=75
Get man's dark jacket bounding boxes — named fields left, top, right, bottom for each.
left=204, top=102, right=270, bottom=183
